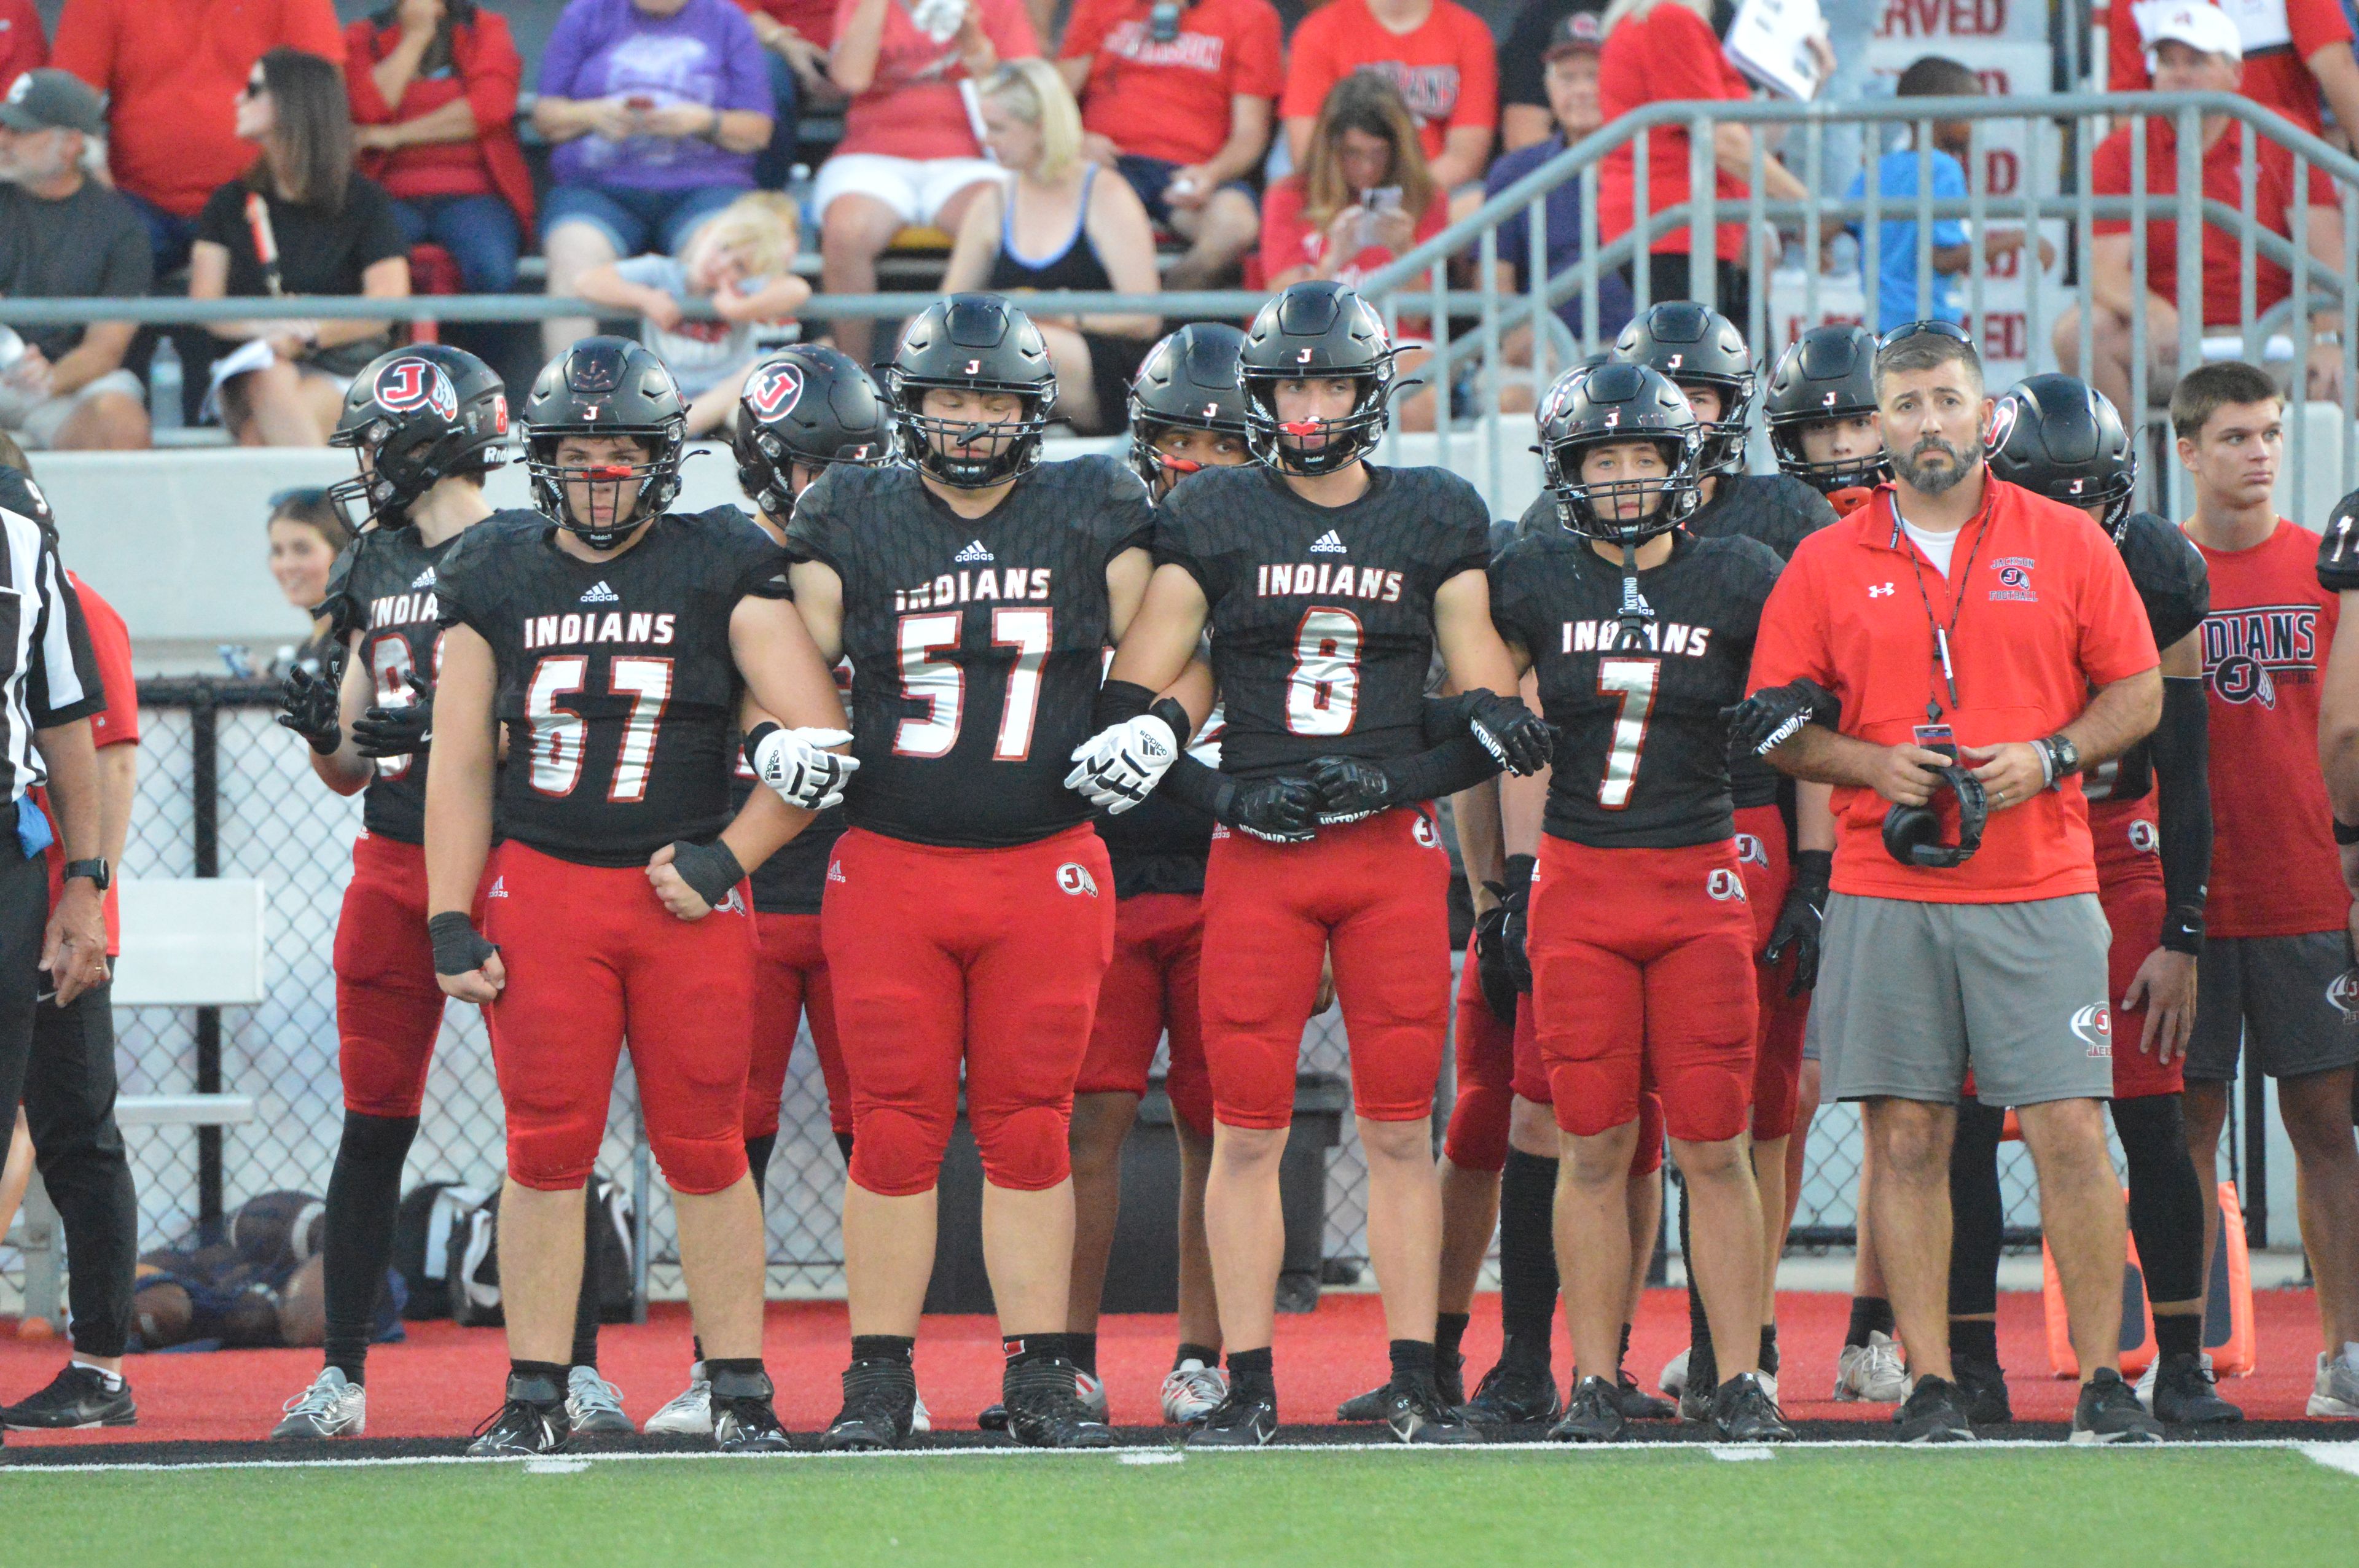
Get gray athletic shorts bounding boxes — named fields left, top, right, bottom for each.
left=1808, top=892, right=2115, bottom=1107
left=2185, top=932, right=2359, bottom=1082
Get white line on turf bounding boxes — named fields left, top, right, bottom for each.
left=1119, top=1452, right=1186, bottom=1465
left=2300, top=1443, right=2359, bottom=1478
left=523, top=1457, right=592, bottom=1475
left=1708, top=1447, right=1775, bottom=1461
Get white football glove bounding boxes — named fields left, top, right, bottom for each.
left=753, top=726, right=859, bottom=811
left=1064, top=713, right=1180, bottom=813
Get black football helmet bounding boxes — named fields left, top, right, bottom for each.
left=1537, top=361, right=1704, bottom=544
left=1985, top=373, right=2137, bottom=537
left=522, top=336, right=688, bottom=548
left=1238, top=280, right=1396, bottom=477
left=1764, top=323, right=1890, bottom=500
left=1611, top=302, right=1756, bottom=479
left=1127, top=322, right=1249, bottom=490
left=888, top=294, right=1057, bottom=488
left=327, top=345, right=509, bottom=530
left=732, top=345, right=891, bottom=520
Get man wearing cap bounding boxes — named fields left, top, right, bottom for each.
left=2054, top=4, right=2349, bottom=418
left=1735, top=324, right=2166, bottom=1444
left=0, top=69, right=150, bottom=452
left=2110, top=0, right=2359, bottom=143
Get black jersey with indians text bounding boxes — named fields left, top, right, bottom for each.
left=1155, top=463, right=1490, bottom=779
left=788, top=456, right=1154, bottom=848
left=2085, top=510, right=2211, bottom=809
left=318, top=524, right=475, bottom=843
left=437, top=506, right=791, bottom=867
left=1491, top=529, right=1782, bottom=849
left=2318, top=489, right=2359, bottom=593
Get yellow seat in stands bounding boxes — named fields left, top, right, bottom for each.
left=889, top=227, right=956, bottom=251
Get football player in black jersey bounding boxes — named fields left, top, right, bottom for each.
left=426, top=338, right=851, bottom=1456
left=642, top=343, right=896, bottom=1437
left=1946, top=374, right=2234, bottom=1425
left=1614, top=303, right=1839, bottom=1410
left=268, top=345, right=515, bottom=1441
left=1490, top=362, right=1791, bottom=1444
left=2323, top=485, right=2359, bottom=881
left=1074, top=280, right=1551, bottom=1446
left=786, top=295, right=1152, bottom=1452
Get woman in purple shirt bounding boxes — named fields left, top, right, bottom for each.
left=531, top=0, right=777, bottom=356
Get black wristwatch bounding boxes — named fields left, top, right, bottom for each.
left=63, top=858, right=110, bottom=892
left=2038, top=733, right=2081, bottom=789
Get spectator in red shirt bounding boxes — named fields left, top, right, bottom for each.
left=735, top=0, right=845, bottom=187
left=1280, top=0, right=1496, bottom=192
left=2111, top=0, right=2359, bottom=143
left=1595, top=0, right=1807, bottom=335
left=52, top=0, right=343, bottom=276
left=1058, top=0, right=1283, bottom=288
left=818, top=0, right=1040, bottom=365
left=0, top=0, right=47, bottom=92
left=2052, top=9, right=2348, bottom=422
left=345, top=1, right=533, bottom=295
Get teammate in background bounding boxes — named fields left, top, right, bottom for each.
left=2172, top=362, right=2359, bottom=1419
left=643, top=343, right=894, bottom=1438
left=1948, top=375, right=2232, bottom=1426
left=1758, top=322, right=1911, bottom=1402
left=790, top=296, right=1151, bottom=1451
left=1489, top=362, right=1790, bottom=1443
left=1062, top=324, right=1252, bottom=1429
left=1073, top=279, right=1551, bottom=1445
left=427, top=337, right=852, bottom=1456
left=268, top=346, right=526, bottom=1441
left=1614, top=303, right=1837, bottom=1414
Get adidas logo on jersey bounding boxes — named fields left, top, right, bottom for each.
left=580, top=580, right=620, bottom=604
left=487, top=876, right=507, bottom=899
left=827, top=860, right=847, bottom=884
left=412, top=567, right=437, bottom=589
left=954, top=539, right=995, bottom=564
left=1309, top=530, right=1346, bottom=554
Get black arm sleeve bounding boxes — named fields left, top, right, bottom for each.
left=1156, top=751, right=1236, bottom=821
left=1090, top=679, right=1157, bottom=729
left=1381, top=730, right=1506, bottom=806
left=2153, top=676, right=2213, bottom=954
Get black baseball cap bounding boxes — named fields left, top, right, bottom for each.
left=0, top=69, right=109, bottom=138
left=1544, top=10, right=1606, bottom=58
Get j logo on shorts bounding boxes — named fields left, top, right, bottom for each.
left=1057, top=862, right=1100, bottom=897
left=2071, top=1004, right=2113, bottom=1058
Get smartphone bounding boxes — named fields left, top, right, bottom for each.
left=1363, top=185, right=1403, bottom=215
left=625, top=94, right=656, bottom=112
left=1912, top=723, right=1957, bottom=760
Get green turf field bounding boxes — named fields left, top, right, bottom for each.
left=9, top=1448, right=2358, bottom=1565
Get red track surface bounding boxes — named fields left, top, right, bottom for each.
left=0, top=1289, right=2337, bottom=1447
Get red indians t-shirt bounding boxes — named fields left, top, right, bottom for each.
left=1595, top=2, right=1754, bottom=260
left=832, top=0, right=1039, bottom=160
left=2110, top=0, right=2350, bottom=137
left=1061, top=0, right=1285, bottom=167
left=35, top=574, right=136, bottom=957
left=2191, top=519, right=2348, bottom=936
left=1258, top=177, right=1450, bottom=287
left=735, top=0, right=841, bottom=48
left=1278, top=0, right=1498, bottom=163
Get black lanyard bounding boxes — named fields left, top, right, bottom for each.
left=1892, top=501, right=1990, bottom=724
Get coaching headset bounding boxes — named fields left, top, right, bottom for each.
left=1883, top=765, right=1990, bottom=868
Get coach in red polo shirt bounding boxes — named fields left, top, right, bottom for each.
left=1738, top=324, right=2165, bottom=1444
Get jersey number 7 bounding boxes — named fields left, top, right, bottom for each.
left=894, top=608, right=1054, bottom=761
left=1597, top=657, right=1659, bottom=808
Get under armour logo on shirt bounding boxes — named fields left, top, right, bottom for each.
left=1868, top=583, right=1896, bottom=598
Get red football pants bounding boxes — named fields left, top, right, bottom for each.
left=482, top=843, right=755, bottom=1195
left=1442, top=933, right=1514, bottom=1172
left=1531, top=835, right=1759, bottom=1144
left=750, top=912, right=849, bottom=1139
left=2092, top=796, right=2178, bottom=1099
left=1202, top=808, right=1453, bottom=1129
left=1516, top=951, right=1668, bottom=1176
left=823, top=825, right=1114, bottom=1198
left=333, top=832, right=447, bottom=1118
left=1076, top=892, right=1213, bottom=1136
left=1734, top=804, right=1808, bottom=1141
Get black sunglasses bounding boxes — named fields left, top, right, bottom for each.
left=241, top=77, right=268, bottom=100
left=1879, top=319, right=1975, bottom=353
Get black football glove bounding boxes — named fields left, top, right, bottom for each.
left=1223, top=776, right=1321, bottom=843
left=350, top=676, right=434, bottom=759
left=1473, top=902, right=1517, bottom=1025
left=1722, top=678, right=1839, bottom=759
left=1762, top=848, right=1832, bottom=996
left=665, top=838, right=747, bottom=912
left=1466, top=690, right=1553, bottom=776
left=275, top=664, right=343, bottom=755
left=1491, top=852, right=1535, bottom=995
left=1305, top=755, right=1394, bottom=824
left=428, top=911, right=498, bottom=978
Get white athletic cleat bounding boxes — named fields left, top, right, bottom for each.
left=1833, top=1332, right=1911, bottom=1403
left=911, top=1390, right=933, bottom=1434
left=1161, top=1359, right=1229, bottom=1425
left=1658, top=1348, right=1689, bottom=1399
left=643, top=1363, right=712, bottom=1435
left=269, top=1367, right=366, bottom=1440
left=2307, top=1348, right=2359, bottom=1418
left=566, top=1366, right=633, bottom=1435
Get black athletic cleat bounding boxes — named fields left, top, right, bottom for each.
left=1710, top=1371, right=1793, bottom=1443
left=1677, top=1341, right=1718, bottom=1422
left=1952, top=1357, right=2013, bottom=1426
left=1, top=1363, right=138, bottom=1430
left=1893, top=1375, right=1974, bottom=1444
left=1188, top=1391, right=1278, bottom=1446
left=2148, top=1352, right=2242, bottom=1426
left=1547, top=1375, right=1627, bottom=1443
left=1465, top=1354, right=1562, bottom=1427
left=2071, top=1367, right=2165, bottom=1445
left=1337, top=1382, right=1390, bottom=1422
left=710, top=1367, right=791, bottom=1453
left=467, top=1371, right=570, bottom=1457
left=1385, top=1379, right=1484, bottom=1444
left=1339, top=1350, right=1461, bottom=1422
left=821, top=1359, right=917, bottom=1452
left=1612, top=1366, right=1677, bottom=1421
left=976, top=1402, right=1009, bottom=1432
left=1002, top=1357, right=1114, bottom=1449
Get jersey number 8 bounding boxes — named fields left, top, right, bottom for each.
left=1286, top=608, right=1363, bottom=736
left=366, top=630, right=445, bottom=780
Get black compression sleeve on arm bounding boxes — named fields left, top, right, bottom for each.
left=2152, top=676, right=2213, bottom=954
left=1091, top=679, right=1157, bottom=729
left=1380, top=730, right=1506, bottom=806
left=1419, top=692, right=1479, bottom=743
left=1157, top=751, right=1237, bottom=821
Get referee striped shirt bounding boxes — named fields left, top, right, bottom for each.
left=1, top=466, right=104, bottom=805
